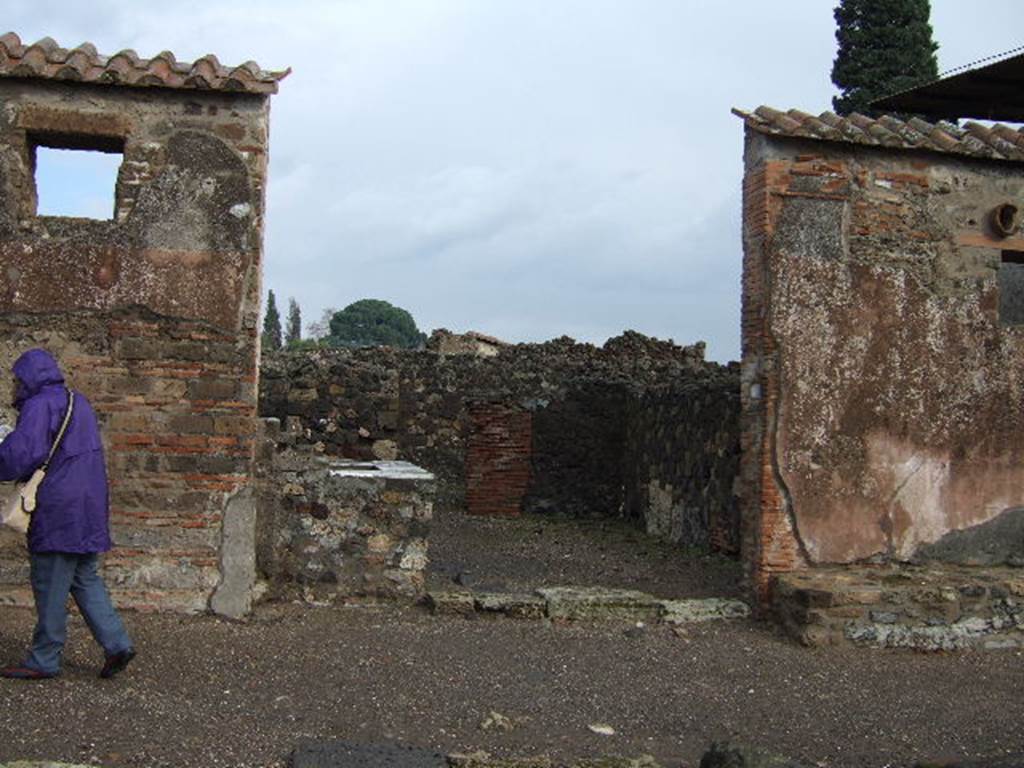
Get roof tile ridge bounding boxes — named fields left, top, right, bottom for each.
left=936, top=120, right=964, bottom=139
left=144, top=50, right=179, bottom=84
left=71, top=41, right=98, bottom=58
left=840, top=113, right=882, bottom=144
left=904, top=116, right=958, bottom=153
left=133, top=72, right=167, bottom=88
left=848, top=113, right=905, bottom=147
left=752, top=106, right=802, bottom=133
left=752, top=105, right=785, bottom=122
left=27, top=36, right=64, bottom=62
left=816, top=112, right=867, bottom=143
left=0, top=32, right=24, bottom=57
left=0, top=33, right=285, bottom=94
left=786, top=109, right=841, bottom=140
left=16, top=43, right=49, bottom=75
left=959, top=132, right=997, bottom=159
left=876, top=114, right=929, bottom=147
left=231, top=60, right=262, bottom=78
left=107, top=48, right=142, bottom=68
left=188, top=55, right=220, bottom=81
left=964, top=121, right=1019, bottom=158
left=990, top=123, right=1024, bottom=152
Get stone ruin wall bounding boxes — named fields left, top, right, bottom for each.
left=0, top=76, right=272, bottom=614
left=254, top=424, right=435, bottom=605
left=625, top=375, right=741, bottom=554
left=257, top=332, right=742, bottom=558
left=741, top=132, right=1024, bottom=602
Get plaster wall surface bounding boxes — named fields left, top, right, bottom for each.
left=0, top=78, right=272, bottom=613
left=741, top=132, right=1024, bottom=599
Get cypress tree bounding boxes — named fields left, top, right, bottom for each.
left=285, top=297, right=302, bottom=346
left=262, top=290, right=282, bottom=351
left=831, top=0, right=939, bottom=117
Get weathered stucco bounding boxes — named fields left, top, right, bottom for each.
left=0, top=74, right=276, bottom=613
left=742, top=131, right=1024, bottom=597
left=0, top=81, right=267, bottom=330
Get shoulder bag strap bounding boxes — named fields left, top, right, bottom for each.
left=41, top=388, right=74, bottom=471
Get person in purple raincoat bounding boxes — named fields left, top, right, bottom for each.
left=0, top=349, right=134, bottom=680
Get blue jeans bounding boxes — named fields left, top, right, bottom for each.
left=26, top=552, right=132, bottom=675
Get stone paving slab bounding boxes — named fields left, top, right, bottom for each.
left=475, top=592, right=547, bottom=619
left=426, top=586, right=750, bottom=625
left=660, top=598, right=751, bottom=624
left=449, top=753, right=661, bottom=768
left=537, top=588, right=663, bottom=622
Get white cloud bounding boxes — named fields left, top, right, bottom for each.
left=5, top=0, right=1021, bottom=361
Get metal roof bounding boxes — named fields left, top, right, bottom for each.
left=874, top=49, right=1024, bottom=122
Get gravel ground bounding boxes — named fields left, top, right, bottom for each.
left=1, top=603, right=1022, bottom=768
left=425, top=510, right=743, bottom=599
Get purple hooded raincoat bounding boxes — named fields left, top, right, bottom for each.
left=0, top=349, right=112, bottom=553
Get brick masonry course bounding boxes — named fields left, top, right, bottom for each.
left=0, top=48, right=278, bottom=615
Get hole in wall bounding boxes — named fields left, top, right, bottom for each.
left=30, top=132, right=125, bottom=220
left=998, top=250, right=1024, bottom=325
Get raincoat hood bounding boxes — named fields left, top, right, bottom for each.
left=12, top=349, right=65, bottom=408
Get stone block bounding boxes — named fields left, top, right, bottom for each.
left=475, top=592, right=547, bottom=619
left=426, top=590, right=476, bottom=616
left=700, top=742, right=812, bottom=768
left=659, top=598, right=750, bottom=624
left=537, top=586, right=662, bottom=622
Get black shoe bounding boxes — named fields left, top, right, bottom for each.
left=99, top=648, right=136, bottom=679
left=1, top=665, right=58, bottom=680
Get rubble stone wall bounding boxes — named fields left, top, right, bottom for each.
left=255, top=420, right=434, bottom=602
left=0, top=78, right=271, bottom=614
left=258, top=334, right=742, bottom=551
left=624, top=372, right=742, bottom=553
left=741, top=131, right=1024, bottom=602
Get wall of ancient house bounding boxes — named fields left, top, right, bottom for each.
left=623, top=371, right=742, bottom=553
left=258, top=333, right=742, bottom=552
left=254, top=420, right=435, bottom=604
left=0, top=78, right=271, bottom=615
left=741, top=132, right=1024, bottom=601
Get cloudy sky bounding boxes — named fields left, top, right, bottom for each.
left=8, top=1, right=1023, bottom=361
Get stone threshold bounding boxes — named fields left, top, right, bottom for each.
left=425, top=586, right=750, bottom=624
left=772, top=564, right=1024, bottom=651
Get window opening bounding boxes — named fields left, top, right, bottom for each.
left=999, top=250, right=1024, bottom=326
left=30, top=133, right=124, bottom=220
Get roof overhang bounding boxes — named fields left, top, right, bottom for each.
left=874, top=51, right=1024, bottom=122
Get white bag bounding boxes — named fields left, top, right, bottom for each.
left=0, top=390, right=74, bottom=535
left=0, top=473, right=41, bottom=534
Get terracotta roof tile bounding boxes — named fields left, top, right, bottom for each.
left=0, top=32, right=288, bottom=95
left=733, top=106, right=1024, bottom=163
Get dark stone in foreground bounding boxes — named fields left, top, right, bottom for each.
left=915, top=756, right=1024, bottom=768
left=699, top=742, right=810, bottom=768
left=291, top=741, right=447, bottom=768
